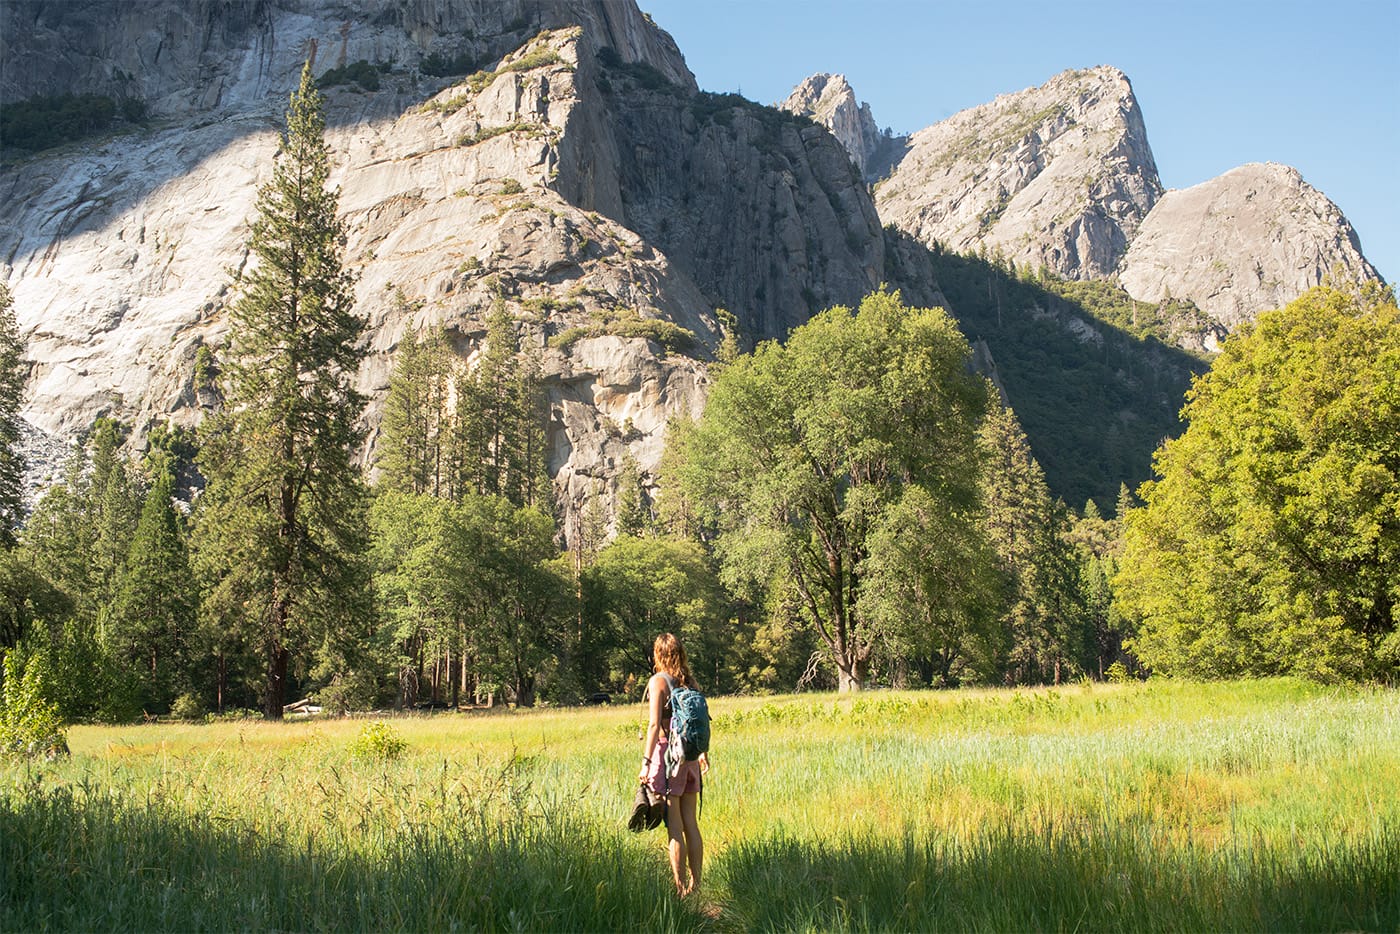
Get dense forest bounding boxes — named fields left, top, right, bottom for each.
left=883, top=227, right=1214, bottom=510
left=0, top=92, right=148, bottom=159
left=2, top=67, right=1396, bottom=756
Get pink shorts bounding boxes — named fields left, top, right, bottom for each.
left=647, top=739, right=702, bottom=797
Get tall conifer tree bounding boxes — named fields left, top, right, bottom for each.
left=379, top=327, right=454, bottom=496
left=978, top=405, right=1086, bottom=684
left=107, top=468, right=194, bottom=710
left=452, top=308, right=549, bottom=508
left=195, top=62, right=369, bottom=719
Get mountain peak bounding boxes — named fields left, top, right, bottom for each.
left=779, top=72, right=891, bottom=179
left=1118, top=161, right=1383, bottom=327
left=875, top=64, right=1161, bottom=280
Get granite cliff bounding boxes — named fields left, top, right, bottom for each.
left=778, top=73, right=902, bottom=181
left=1117, top=162, right=1380, bottom=329
left=871, top=66, right=1162, bottom=282
left=0, top=0, right=880, bottom=529
left=788, top=67, right=1383, bottom=337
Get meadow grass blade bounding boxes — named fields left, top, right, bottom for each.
left=2, top=678, right=1395, bottom=931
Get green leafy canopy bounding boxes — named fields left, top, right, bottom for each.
left=1116, top=284, right=1400, bottom=681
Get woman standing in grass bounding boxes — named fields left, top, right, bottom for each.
left=639, top=632, right=710, bottom=897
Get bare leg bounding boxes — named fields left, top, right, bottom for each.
left=665, top=796, right=688, bottom=895
left=679, top=791, right=702, bottom=895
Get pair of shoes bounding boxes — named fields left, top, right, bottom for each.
left=627, top=782, right=666, bottom=831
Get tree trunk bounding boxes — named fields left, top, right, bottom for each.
left=449, top=646, right=458, bottom=709
left=264, top=642, right=288, bottom=720
left=836, top=652, right=869, bottom=692
left=516, top=672, right=536, bottom=708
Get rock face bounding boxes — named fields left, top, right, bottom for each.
left=0, top=0, right=697, bottom=119
left=874, top=66, right=1162, bottom=281
left=1117, top=163, right=1382, bottom=328
left=0, top=0, right=880, bottom=537
left=801, top=66, right=1384, bottom=339
left=779, top=73, right=895, bottom=180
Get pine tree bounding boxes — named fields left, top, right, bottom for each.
left=106, top=467, right=194, bottom=711
left=509, top=326, right=550, bottom=508
left=194, top=62, right=370, bottom=720
left=978, top=405, right=1087, bottom=684
left=379, top=327, right=454, bottom=496
left=1115, top=482, right=1135, bottom=521
left=89, top=420, right=141, bottom=612
left=20, top=419, right=139, bottom=623
left=452, top=308, right=549, bottom=508
left=0, top=285, right=26, bottom=546
left=614, top=455, right=649, bottom=537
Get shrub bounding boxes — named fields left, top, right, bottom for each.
left=118, top=97, right=148, bottom=124
left=0, top=651, right=69, bottom=761
left=208, top=707, right=260, bottom=722
left=316, top=60, right=381, bottom=92
left=459, top=122, right=538, bottom=147
left=421, top=50, right=476, bottom=77
left=595, top=46, right=675, bottom=94
left=500, top=49, right=564, bottom=75
left=349, top=721, right=408, bottom=762
left=466, top=70, right=497, bottom=93
left=316, top=675, right=376, bottom=716
left=169, top=692, right=205, bottom=721
left=547, top=306, right=697, bottom=354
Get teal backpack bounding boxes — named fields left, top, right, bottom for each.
left=660, top=673, right=710, bottom=768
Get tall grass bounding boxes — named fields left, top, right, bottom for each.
left=2, top=679, right=1396, bottom=931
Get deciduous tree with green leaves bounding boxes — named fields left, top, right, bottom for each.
left=859, top=486, right=1003, bottom=687
left=581, top=534, right=727, bottom=693
left=194, top=61, right=370, bottom=719
left=1116, top=284, right=1400, bottom=681
left=444, top=493, right=568, bottom=707
left=670, top=289, right=990, bottom=691
left=368, top=488, right=458, bottom=707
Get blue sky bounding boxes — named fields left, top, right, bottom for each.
left=640, top=0, right=1398, bottom=285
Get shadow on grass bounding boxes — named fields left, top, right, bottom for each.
left=6, top=779, right=1395, bottom=932
left=713, top=823, right=1400, bottom=932
left=0, top=781, right=713, bottom=932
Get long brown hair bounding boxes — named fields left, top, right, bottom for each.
left=653, top=632, right=697, bottom=689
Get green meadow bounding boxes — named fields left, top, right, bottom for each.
left=2, top=678, right=1397, bottom=932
